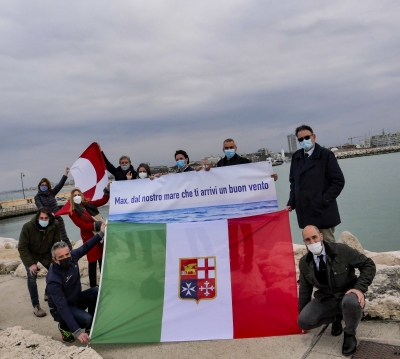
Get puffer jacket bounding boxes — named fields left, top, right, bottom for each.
left=18, top=215, right=61, bottom=267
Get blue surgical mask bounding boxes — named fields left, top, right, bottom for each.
left=39, top=220, right=49, bottom=227
left=121, top=165, right=130, bottom=171
left=40, top=186, right=48, bottom=192
left=300, top=139, right=313, bottom=151
left=176, top=160, right=186, bottom=169
left=225, top=149, right=236, bottom=159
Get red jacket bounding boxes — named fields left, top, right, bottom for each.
left=69, top=194, right=109, bottom=262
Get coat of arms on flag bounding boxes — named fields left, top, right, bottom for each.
left=179, top=257, right=216, bottom=303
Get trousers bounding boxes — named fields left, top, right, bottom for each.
left=24, top=263, right=50, bottom=307
left=298, top=293, right=363, bottom=336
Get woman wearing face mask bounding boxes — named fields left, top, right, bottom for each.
left=134, top=163, right=162, bottom=180
left=34, top=167, right=72, bottom=250
left=68, top=182, right=110, bottom=287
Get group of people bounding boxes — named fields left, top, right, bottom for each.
left=17, top=130, right=375, bottom=355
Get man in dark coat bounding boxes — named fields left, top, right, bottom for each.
left=298, top=225, right=376, bottom=356
left=98, top=143, right=137, bottom=181
left=34, top=167, right=72, bottom=250
left=286, top=125, right=345, bottom=242
left=217, top=138, right=251, bottom=167
left=47, top=223, right=106, bottom=344
left=18, top=207, right=61, bottom=317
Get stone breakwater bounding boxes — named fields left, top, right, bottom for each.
left=1, top=234, right=399, bottom=320
left=0, top=326, right=102, bottom=359
left=334, top=145, right=400, bottom=159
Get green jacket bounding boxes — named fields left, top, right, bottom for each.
left=298, top=241, right=376, bottom=313
left=18, top=215, right=61, bottom=267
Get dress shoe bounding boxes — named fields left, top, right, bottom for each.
left=33, top=305, right=46, bottom=317
left=342, top=333, right=357, bottom=356
left=331, top=319, right=343, bottom=336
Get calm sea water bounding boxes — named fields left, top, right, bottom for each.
left=1, top=152, right=399, bottom=252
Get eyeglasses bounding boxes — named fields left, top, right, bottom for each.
left=297, top=135, right=313, bottom=142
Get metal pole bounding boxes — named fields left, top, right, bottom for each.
left=20, top=172, right=26, bottom=199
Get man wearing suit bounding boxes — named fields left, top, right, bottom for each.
left=298, top=225, right=376, bottom=356
left=286, top=125, right=345, bottom=242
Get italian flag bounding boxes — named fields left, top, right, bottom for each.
left=90, top=211, right=301, bottom=343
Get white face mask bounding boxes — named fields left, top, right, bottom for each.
left=73, top=195, right=82, bottom=205
left=138, top=172, right=148, bottom=179
left=307, top=241, right=323, bottom=255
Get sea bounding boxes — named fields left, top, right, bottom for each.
left=1, top=152, right=399, bottom=252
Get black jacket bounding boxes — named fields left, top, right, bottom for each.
left=34, top=175, right=68, bottom=214
left=287, top=143, right=345, bottom=229
left=298, top=241, right=376, bottom=313
left=217, top=154, right=251, bottom=167
left=102, top=152, right=137, bottom=181
left=47, top=233, right=103, bottom=335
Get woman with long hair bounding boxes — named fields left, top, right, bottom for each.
left=68, top=182, right=110, bottom=287
left=34, top=167, right=72, bottom=250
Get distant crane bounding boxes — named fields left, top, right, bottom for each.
left=348, top=136, right=364, bottom=144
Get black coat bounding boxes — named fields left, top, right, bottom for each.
left=102, top=152, right=137, bottom=181
left=287, top=143, right=345, bottom=229
left=217, top=154, right=251, bottom=167
left=34, top=175, right=68, bottom=214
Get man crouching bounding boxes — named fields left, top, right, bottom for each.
left=298, top=225, right=376, bottom=356
left=47, top=223, right=107, bottom=344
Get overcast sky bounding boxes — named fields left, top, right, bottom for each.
left=1, top=0, right=400, bottom=191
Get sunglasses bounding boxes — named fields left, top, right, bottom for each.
left=298, top=135, right=313, bottom=142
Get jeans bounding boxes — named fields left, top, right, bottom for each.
left=50, top=287, right=98, bottom=331
left=298, top=293, right=364, bottom=336
left=24, top=263, right=50, bottom=307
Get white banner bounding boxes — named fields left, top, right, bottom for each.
left=109, top=162, right=277, bottom=223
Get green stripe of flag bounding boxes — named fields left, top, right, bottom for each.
left=90, top=222, right=167, bottom=343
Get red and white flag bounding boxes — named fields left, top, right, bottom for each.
left=56, top=143, right=108, bottom=215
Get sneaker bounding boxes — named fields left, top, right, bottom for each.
left=33, top=305, right=46, bottom=317
left=58, top=323, right=75, bottom=343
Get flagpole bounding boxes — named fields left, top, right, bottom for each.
left=90, top=219, right=108, bottom=342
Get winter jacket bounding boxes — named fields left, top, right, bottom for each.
left=47, top=232, right=104, bottom=336
left=34, top=175, right=68, bottom=214
left=217, top=154, right=251, bottom=167
left=287, top=143, right=345, bottom=229
left=18, top=215, right=61, bottom=267
left=298, top=241, right=376, bottom=313
left=102, top=151, right=137, bottom=181
left=69, top=193, right=109, bottom=262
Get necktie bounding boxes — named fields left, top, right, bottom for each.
left=318, top=255, right=326, bottom=272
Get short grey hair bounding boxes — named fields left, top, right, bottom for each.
left=223, top=138, right=235, bottom=146
left=119, top=155, right=131, bottom=164
left=51, top=241, right=70, bottom=258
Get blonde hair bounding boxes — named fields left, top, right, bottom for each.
left=69, top=188, right=90, bottom=215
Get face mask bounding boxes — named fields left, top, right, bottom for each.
left=176, top=160, right=186, bottom=169
left=138, top=172, right=148, bottom=179
left=225, top=149, right=236, bottom=159
left=40, top=186, right=48, bottom=192
left=38, top=220, right=49, bottom=227
left=307, top=241, right=323, bottom=255
left=73, top=195, right=82, bottom=205
left=300, top=139, right=313, bottom=151
left=58, top=257, right=71, bottom=269
left=121, top=165, right=130, bottom=171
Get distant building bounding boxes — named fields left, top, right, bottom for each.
left=287, top=134, right=297, bottom=153
left=370, top=132, right=400, bottom=147
left=150, top=166, right=169, bottom=175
